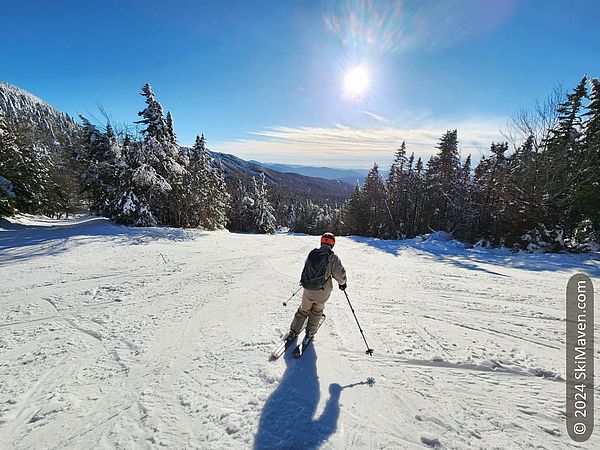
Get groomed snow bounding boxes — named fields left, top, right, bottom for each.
left=1, top=216, right=599, bottom=449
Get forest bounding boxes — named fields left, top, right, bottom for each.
left=1, top=77, right=599, bottom=252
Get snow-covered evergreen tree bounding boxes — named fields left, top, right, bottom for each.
left=362, top=163, right=390, bottom=237
left=0, top=175, right=15, bottom=214
left=342, top=183, right=366, bottom=236
left=386, top=142, right=408, bottom=237
left=473, top=142, right=510, bottom=243
left=137, top=83, right=169, bottom=143
left=461, top=154, right=472, bottom=186
left=0, top=113, right=14, bottom=209
left=78, top=116, right=155, bottom=226
left=166, top=111, right=176, bottom=145
left=584, top=78, right=600, bottom=152
left=0, top=112, right=56, bottom=215
left=207, top=159, right=230, bottom=228
left=2, top=81, right=198, bottom=225
left=79, top=117, right=124, bottom=216
left=569, top=77, right=600, bottom=247
left=187, top=134, right=230, bottom=229
left=542, top=77, right=588, bottom=229
left=136, top=83, right=193, bottom=225
left=223, top=172, right=274, bottom=234
left=408, top=156, right=425, bottom=235
left=228, top=179, right=256, bottom=232
left=0, top=112, right=17, bottom=215
left=289, top=199, right=335, bottom=234
left=343, top=164, right=389, bottom=238
left=110, top=137, right=157, bottom=226
left=423, top=130, right=462, bottom=234
left=251, top=173, right=276, bottom=234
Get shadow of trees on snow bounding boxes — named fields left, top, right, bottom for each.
left=0, top=217, right=202, bottom=265
left=348, top=235, right=600, bottom=278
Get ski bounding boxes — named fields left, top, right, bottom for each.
left=271, top=321, right=307, bottom=359
left=292, top=314, right=326, bottom=358
left=270, top=331, right=297, bottom=359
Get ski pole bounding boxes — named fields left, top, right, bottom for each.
left=343, top=290, right=374, bottom=356
left=283, top=285, right=302, bottom=307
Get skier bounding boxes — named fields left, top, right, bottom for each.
left=289, top=232, right=347, bottom=340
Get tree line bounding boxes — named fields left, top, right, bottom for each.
left=1, top=83, right=279, bottom=233
left=77, top=83, right=232, bottom=229
left=339, top=76, right=600, bottom=251
left=0, top=111, right=76, bottom=217
left=2, top=77, right=598, bottom=251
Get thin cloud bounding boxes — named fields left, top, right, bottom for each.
left=212, top=120, right=506, bottom=169
left=363, top=110, right=392, bottom=124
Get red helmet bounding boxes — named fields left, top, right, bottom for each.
left=320, top=232, right=335, bottom=248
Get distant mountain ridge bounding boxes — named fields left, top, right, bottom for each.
left=251, top=161, right=367, bottom=186
left=198, top=150, right=352, bottom=201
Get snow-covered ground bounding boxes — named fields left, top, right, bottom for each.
left=1, top=216, right=599, bottom=449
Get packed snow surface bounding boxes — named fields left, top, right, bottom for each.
left=1, top=216, right=599, bottom=449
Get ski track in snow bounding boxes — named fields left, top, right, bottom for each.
left=1, top=216, right=599, bottom=449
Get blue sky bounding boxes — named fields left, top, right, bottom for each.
left=2, top=0, right=599, bottom=168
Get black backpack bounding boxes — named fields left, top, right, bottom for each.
left=300, top=247, right=332, bottom=290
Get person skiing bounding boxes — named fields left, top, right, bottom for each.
left=289, top=232, right=347, bottom=340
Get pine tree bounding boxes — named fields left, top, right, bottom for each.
left=187, top=134, right=230, bottom=229
left=423, top=130, right=462, bottom=234
left=289, top=199, right=335, bottom=235
left=0, top=112, right=17, bottom=215
left=386, top=142, right=408, bottom=237
left=342, top=183, right=366, bottom=235
left=50, top=139, right=85, bottom=218
left=571, top=77, right=600, bottom=245
left=79, top=116, right=105, bottom=212
left=0, top=174, right=15, bottom=216
left=228, top=179, right=255, bottom=232
left=542, top=76, right=588, bottom=235
left=251, top=173, right=276, bottom=234
left=115, top=138, right=160, bottom=226
left=361, top=163, right=389, bottom=237
left=387, top=142, right=407, bottom=188
left=502, top=135, right=544, bottom=246
left=135, top=83, right=192, bottom=225
left=584, top=78, right=600, bottom=151
left=473, top=142, right=509, bottom=241
left=79, top=118, right=125, bottom=216
left=455, top=154, right=476, bottom=238
left=0, top=114, right=56, bottom=215
left=207, top=159, right=230, bottom=229
left=437, top=130, right=461, bottom=183
left=407, top=156, right=425, bottom=235
left=137, top=83, right=169, bottom=142
left=166, top=111, right=176, bottom=145
left=461, top=154, right=472, bottom=185
left=550, top=76, right=588, bottom=146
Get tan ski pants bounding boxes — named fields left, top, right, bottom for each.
left=290, top=298, right=325, bottom=336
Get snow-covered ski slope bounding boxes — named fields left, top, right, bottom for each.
left=1, top=216, right=599, bottom=449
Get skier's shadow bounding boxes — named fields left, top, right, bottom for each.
left=254, top=343, right=341, bottom=450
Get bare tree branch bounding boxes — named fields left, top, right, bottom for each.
left=501, top=84, right=565, bottom=152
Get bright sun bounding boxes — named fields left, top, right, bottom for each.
left=344, top=66, right=369, bottom=97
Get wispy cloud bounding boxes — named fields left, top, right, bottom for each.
left=212, top=119, right=506, bottom=169
left=363, top=110, right=392, bottom=124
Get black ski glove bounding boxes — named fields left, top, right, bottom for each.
left=339, top=283, right=347, bottom=291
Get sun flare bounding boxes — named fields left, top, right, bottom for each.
left=344, top=66, right=369, bottom=97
